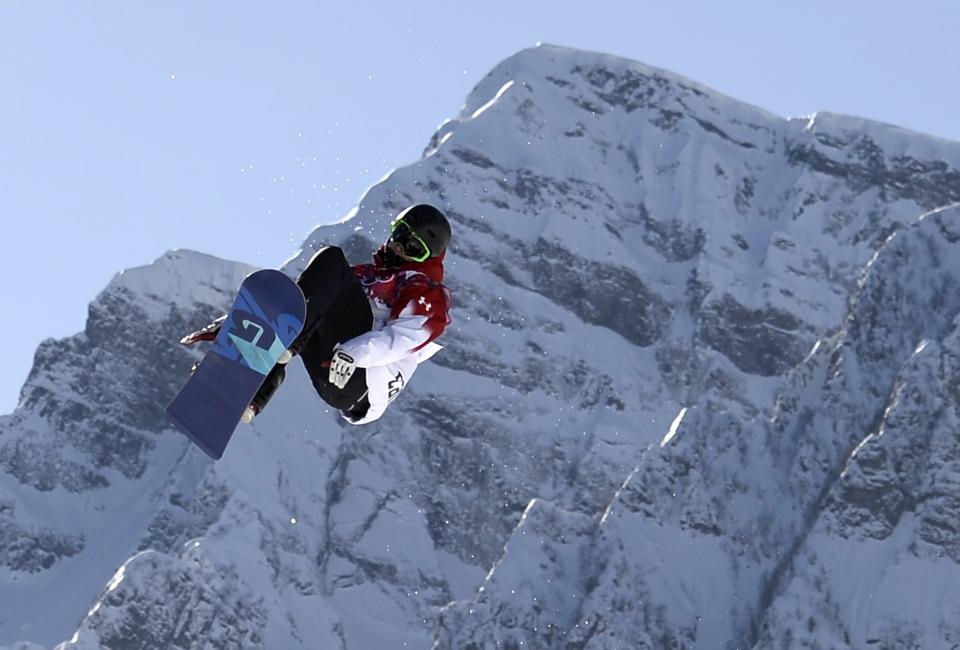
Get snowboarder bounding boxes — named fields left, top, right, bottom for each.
left=181, top=203, right=452, bottom=425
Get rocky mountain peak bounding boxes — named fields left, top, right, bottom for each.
left=2, top=46, right=960, bottom=649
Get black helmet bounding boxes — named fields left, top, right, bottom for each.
left=387, top=204, right=452, bottom=261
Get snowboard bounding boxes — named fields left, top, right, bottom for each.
left=166, top=269, right=306, bottom=459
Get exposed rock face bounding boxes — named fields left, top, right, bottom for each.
left=2, top=45, right=960, bottom=649
left=0, top=251, right=253, bottom=642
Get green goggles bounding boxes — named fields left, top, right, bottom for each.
left=388, top=219, right=431, bottom=262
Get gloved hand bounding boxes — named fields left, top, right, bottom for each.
left=328, top=348, right=357, bottom=389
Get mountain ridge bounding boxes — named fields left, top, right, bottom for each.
left=2, top=44, right=960, bottom=648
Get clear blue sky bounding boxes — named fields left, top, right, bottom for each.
left=2, top=1, right=958, bottom=414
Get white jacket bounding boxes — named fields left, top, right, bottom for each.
left=337, top=291, right=443, bottom=424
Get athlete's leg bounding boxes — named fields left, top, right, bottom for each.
left=249, top=246, right=368, bottom=416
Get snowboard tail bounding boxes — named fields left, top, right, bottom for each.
left=166, top=269, right=305, bottom=459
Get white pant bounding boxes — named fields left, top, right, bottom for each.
left=343, top=342, right=442, bottom=425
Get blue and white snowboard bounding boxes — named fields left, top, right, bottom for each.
left=167, top=269, right=305, bottom=459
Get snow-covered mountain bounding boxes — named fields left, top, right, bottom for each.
left=3, top=44, right=960, bottom=649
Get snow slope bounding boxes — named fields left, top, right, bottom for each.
left=2, top=44, right=960, bottom=649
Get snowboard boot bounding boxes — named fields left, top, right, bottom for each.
left=244, top=364, right=286, bottom=422
left=240, top=404, right=260, bottom=424
left=180, top=314, right=226, bottom=345
left=182, top=314, right=296, bottom=365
